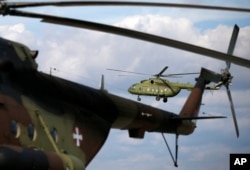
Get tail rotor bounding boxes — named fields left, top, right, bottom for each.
left=217, top=24, right=239, bottom=137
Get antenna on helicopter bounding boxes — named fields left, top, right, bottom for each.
left=50, top=67, right=57, bottom=76
left=99, top=74, right=106, bottom=91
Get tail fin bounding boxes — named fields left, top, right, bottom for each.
left=179, top=68, right=222, bottom=118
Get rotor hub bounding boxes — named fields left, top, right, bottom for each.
left=221, top=69, right=233, bottom=86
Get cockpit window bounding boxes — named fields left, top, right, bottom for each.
left=140, top=80, right=147, bottom=83
left=0, top=38, right=38, bottom=69
left=13, top=44, right=30, bottom=61
left=130, top=84, right=136, bottom=89
left=12, top=42, right=38, bottom=69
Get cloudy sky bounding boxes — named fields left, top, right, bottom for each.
left=1, top=0, right=250, bottom=169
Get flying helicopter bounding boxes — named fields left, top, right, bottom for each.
left=0, top=1, right=250, bottom=170
left=108, top=66, right=219, bottom=102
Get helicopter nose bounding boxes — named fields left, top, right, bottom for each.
left=128, top=87, right=133, bottom=92
left=128, top=85, right=136, bottom=93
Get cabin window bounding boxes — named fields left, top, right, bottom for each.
left=28, top=123, right=37, bottom=141
left=10, top=120, right=21, bottom=138
left=50, top=127, right=58, bottom=142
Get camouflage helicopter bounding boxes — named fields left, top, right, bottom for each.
left=108, top=66, right=219, bottom=102
left=0, top=1, right=250, bottom=170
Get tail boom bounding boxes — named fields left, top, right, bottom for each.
left=179, top=68, right=222, bottom=117
left=176, top=68, right=223, bottom=134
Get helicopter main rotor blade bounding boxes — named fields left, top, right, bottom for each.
left=107, top=68, right=198, bottom=78
left=226, top=85, right=239, bottom=138
left=161, top=72, right=199, bottom=77
left=2, top=1, right=250, bottom=13
left=107, top=68, right=151, bottom=76
left=154, top=66, right=169, bottom=78
left=6, top=9, right=250, bottom=69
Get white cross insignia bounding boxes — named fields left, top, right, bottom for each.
left=73, top=127, right=83, bottom=147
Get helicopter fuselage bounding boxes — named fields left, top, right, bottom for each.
left=0, top=37, right=197, bottom=169
left=128, top=77, right=218, bottom=102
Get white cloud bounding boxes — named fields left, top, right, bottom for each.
left=0, top=23, right=37, bottom=45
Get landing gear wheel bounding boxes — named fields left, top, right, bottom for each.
left=163, top=97, right=168, bottom=103
left=137, top=96, right=141, bottom=101
left=156, top=96, right=160, bottom=101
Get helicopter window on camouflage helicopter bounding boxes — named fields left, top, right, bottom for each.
left=28, top=123, right=37, bottom=141
left=10, top=120, right=21, bottom=138
left=50, top=128, right=58, bottom=143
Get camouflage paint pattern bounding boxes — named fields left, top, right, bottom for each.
left=0, top=37, right=220, bottom=169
